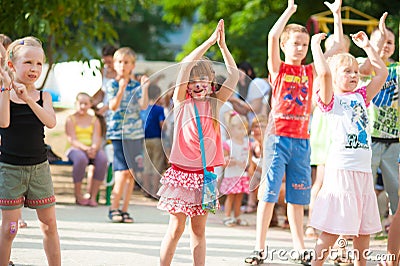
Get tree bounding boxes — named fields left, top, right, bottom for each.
left=159, top=0, right=400, bottom=75
left=0, top=0, right=136, bottom=87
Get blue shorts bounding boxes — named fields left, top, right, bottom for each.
left=260, top=135, right=311, bottom=205
left=112, top=139, right=144, bottom=172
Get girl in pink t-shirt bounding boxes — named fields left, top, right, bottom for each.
left=157, top=19, right=239, bottom=266
left=310, top=29, right=388, bottom=265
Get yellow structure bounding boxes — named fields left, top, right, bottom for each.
left=309, top=6, right=379, bottom=34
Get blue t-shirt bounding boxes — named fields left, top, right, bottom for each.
left=106, top=79, right=144, bottom=140
left=141, top=104, right=165, bottom=139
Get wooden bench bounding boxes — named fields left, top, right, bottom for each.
left=49, top=160, right=114, bottom=206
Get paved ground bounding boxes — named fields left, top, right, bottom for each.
left=3, top=109, right=390, bottom=265
left=6, top=166, right=389, bottom=266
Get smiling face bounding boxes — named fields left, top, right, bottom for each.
left=188, top=59, right=215, bottom=99
left=188, top=76, right=211, bottom=99
left=9, top=46, right=44, bottom=86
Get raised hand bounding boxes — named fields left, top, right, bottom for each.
left=288, top=0, right=297, bottom=13
left=311, top=33, right=327, bottom=47
left=217, top=19, right=226, bottom=48
left=351, top=31, right=370, bottom=49
left=0, top=66, right=12, bottom=88
left=207, top=20, right=222, bottom=46
left=13, top=81, right=29, bottom=101
left=324, top=0, right=342, bottom=14
left=378, top=12, right=389, bottom=40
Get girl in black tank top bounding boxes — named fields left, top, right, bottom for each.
left=0, top=36, right=61, bottom=265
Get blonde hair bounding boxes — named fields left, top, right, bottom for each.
left=226, top=111, right=249, bottom=132
left=280, top=24, right=309, bottom=44
left=327, top=53, right=358, bottom=75
left=324, top=34, right=351, bottom=52
left=6, top=36, right=44, bottom=65
left=113, top=47, right=136, bottom=64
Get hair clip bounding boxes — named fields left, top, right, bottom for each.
left=9, top=50, right=12, bottom=59
left=19, top=40, right=24, bottom=45
left=230, top=111, right=238, bottom=116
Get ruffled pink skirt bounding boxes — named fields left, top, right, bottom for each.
left=310, top=168, right=381, bottom=236
left=157, top=165, right=220, bottom=217
left=219, top=176, right=250, bottom=195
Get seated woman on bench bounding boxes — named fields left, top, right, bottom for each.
left=65, top=92, right=108, bottom=206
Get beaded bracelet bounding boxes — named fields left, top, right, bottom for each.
left=0, top=87, right=11, bottom=92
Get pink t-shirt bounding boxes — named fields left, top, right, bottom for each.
left=268, top=62, right=314, bottom=139
left=169, top=98, right=224, bottom=171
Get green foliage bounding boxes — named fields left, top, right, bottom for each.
left=0, top=0, right=136, bottom=65
left=160, top=0, right=400, bottom=74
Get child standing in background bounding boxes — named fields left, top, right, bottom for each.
left=140, top=83, right=166, bottom=199
left=221, top=111, right=251, bottom=226
left=65, top=92, right=108, bottom=207
left=105, top=47, right=149, bottom=223
left=157, top=19, right=239, bottom=265
left=0, top=36, right=61, bottom=266
left=309, top=28, right=387, bottom=265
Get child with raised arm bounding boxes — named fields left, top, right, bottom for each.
left=0, top=36, right=61, bottom=265
left=105, top=47, right=149, bottom=223
left=157, top=19, right=239, bottom=266
left=245, top=0, right=343, bottom=264
left=309, top=29, right=387, bottom=265
left=358, top=13, right=399, bottom=229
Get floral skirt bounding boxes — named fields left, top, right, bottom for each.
left=157, top=165, right=220, bottom=217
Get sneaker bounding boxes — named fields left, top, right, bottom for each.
left=222, top=217, right=236, bottom=227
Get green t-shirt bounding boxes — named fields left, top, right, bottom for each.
left=363, top=62, right=400, bottom=139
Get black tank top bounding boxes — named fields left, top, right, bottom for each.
left=0, top=91, right=47, bottom=165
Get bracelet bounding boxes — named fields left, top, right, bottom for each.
left=0, top=87, right=11, bottom=92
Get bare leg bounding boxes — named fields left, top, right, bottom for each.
left=74, top=181, right=85, bottom=203
left=86, top=164, right=95, bottom=195
left=352, top=234, right=369, bottom=266
left=189, top=214, right=208, bottom=266
left=88, top=179, right=103, bottom=206
left=308, top=164, right=324, bottom=221
left=311, top=231, right=338, bottom=266
left=110, top=170, right=126, bottom=210
left=0, top=209, right=20, bottom=266
left=384, top=200, right=400, bottom=266
left=255, top=201, right=275, bottom=250
left=233, top=193, right=244, bottom=218
left=121, top=170, right=135, bottom=213
left=37, top=206, right=61, bottom=266
left=160, top=213, right=186, bottom=266
left=224, top=194, right=234, bottom=218
left=287, top=203, right=305, bottom=250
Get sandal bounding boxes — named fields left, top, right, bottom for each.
left=121, top=212, right=134, bottom=223
left=108, top=209, right=123, bottom=223
left=222, top=217, right=236, bottom=227
left=18, top=219, right=28, bottom=228
left=289, top=250, right=312, bottom=266
left=304, top=226, right=318, bottom=239
left=244, top=249, right=266, bottom=265
left=9, top=261, right=14, bottom=266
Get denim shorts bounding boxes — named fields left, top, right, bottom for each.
left=0, top=161, right=56, bottom=210
left=259, top=135, right=311, bottom=205
left=112, top=139, right=144, bottom=172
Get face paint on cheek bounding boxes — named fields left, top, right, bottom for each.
left=10, top=222, right=17, bottom=234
